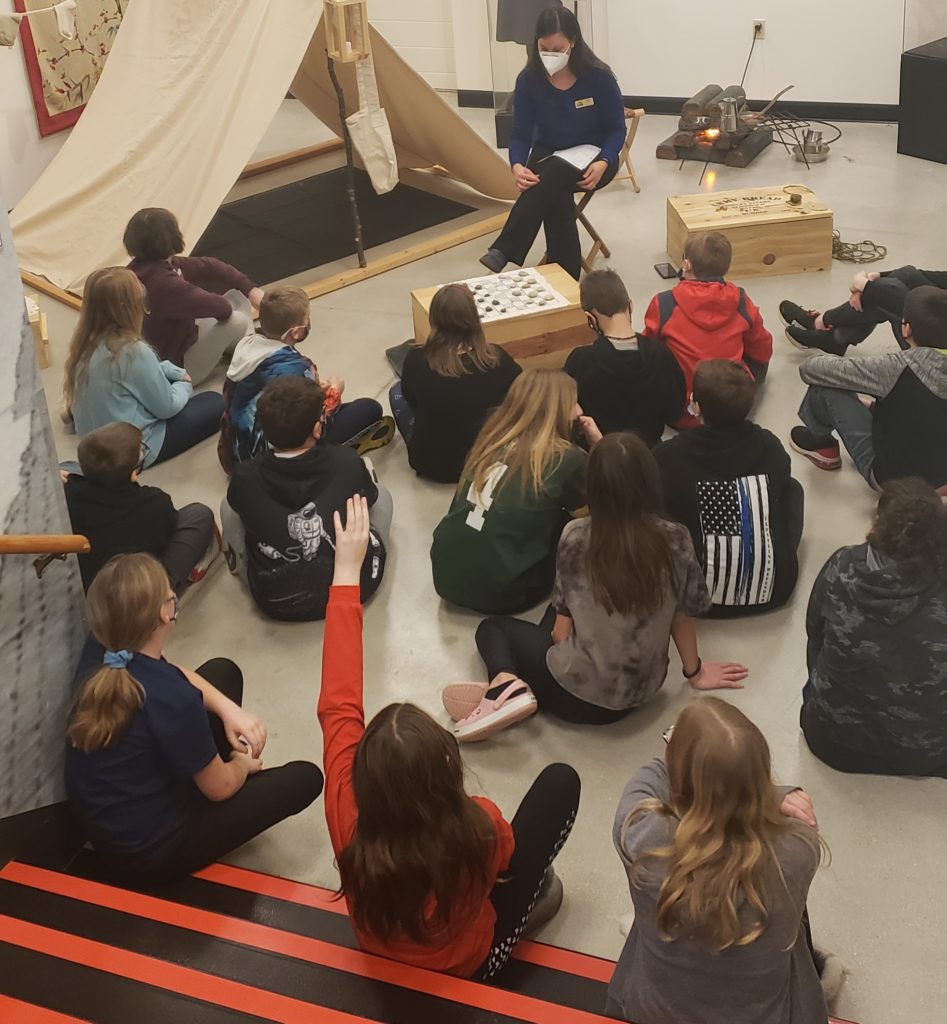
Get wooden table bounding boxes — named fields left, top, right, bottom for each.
left=410, top=264, right=594, bottom=369
left=667, top=185, right=833, bottom=279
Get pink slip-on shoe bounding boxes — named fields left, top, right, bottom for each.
left=442, top=682, right=489, bottom=722
left=453, top=679, right=538, bottom=742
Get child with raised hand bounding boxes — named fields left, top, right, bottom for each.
left=609, top=697, right=833, bottom=1024
left=65, top=553, right=323, bottom=885
left=431, top=369, right=591, bottom=615
left=646, top=231, right=772, bottom=430
left=319, top=496, right=581, bottom=977
left=443, top=432, right=747, bottom=743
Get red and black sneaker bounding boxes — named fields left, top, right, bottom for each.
left=790, top=427, right=842, bottom=471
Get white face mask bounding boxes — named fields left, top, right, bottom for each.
left=540, top=50, right=570, bottom=76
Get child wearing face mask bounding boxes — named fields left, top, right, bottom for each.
left=566, top=269, right=686, bottom=447
left=479, top=7, right=626, bottom=281
left=218, top=285, right=391, bottom=472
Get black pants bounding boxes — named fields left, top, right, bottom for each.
left=476, top=763, right=581, bottom=979
left=492, top=148, right=618, bottom=280
left=823, top=273, right=916, bottom=350
left=476, top=606, right=628, bottom=725
left=113, top=658, right=324, bottom=886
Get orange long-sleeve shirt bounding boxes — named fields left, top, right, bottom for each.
left=318, top=585, right=514, bottom=976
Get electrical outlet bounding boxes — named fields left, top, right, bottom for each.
left=753, top=19, right=766, bottom=39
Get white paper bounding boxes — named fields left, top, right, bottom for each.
left=453, top=267, right=569, bottom=324
left=550, top=144, right=602, bottom=170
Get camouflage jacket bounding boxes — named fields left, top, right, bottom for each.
left=801, top=543, right=947, bottom=778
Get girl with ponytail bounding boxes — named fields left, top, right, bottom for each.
left=66, top=553, right=322, bottom=883
left=608, top=698, right=830, bottom=1024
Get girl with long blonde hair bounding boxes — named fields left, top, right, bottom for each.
left=65, top=553, right=322, bottom=883
left=431, top=369, right=593, bottom=616
left=390, top=284, right=521, bottom=482
left=64, top=266, right=224, bottom=467
left=608, top=697, right=832, bottom=1024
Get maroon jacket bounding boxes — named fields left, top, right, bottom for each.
left=129, top=256, right=256, bottom=366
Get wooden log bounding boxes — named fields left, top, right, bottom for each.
left=682, top=84, right=723, bottom=122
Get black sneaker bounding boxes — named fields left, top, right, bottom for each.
left=479, top=248, right=508, bottom=274
left=779, top=300, right=819, bottom=330
left=785, top=325, right=848, bottom=356
left=790, top=427, right=842, bottom=470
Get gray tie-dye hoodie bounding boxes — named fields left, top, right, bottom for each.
left=801, top=543, right=947, bottom=777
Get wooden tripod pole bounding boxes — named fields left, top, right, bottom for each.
left=327, top=52, right=367, bottom=269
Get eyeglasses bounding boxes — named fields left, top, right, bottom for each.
left=136, top=442, right=151, bottom=474
left=164, top=592, right=179, bottom=622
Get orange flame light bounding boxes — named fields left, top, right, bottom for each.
left=705, top=128, right=721, bottom=139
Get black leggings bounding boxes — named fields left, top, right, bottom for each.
left=113, top=658, right=324, bottom=886
left=476, top=607, right=628, bottom=725
left=492, top=147, right=618, bottom=281
left=823, top=272, right=916, bottom=350
left=476, top=763, right=581, bottom=980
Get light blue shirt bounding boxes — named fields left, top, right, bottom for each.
left=71, top=340, right=192, bottom=466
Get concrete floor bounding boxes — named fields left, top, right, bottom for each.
left=37, top=100, right=947, bottom=1024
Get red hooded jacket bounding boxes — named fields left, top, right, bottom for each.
left=645, top=279, right=773, bottom=429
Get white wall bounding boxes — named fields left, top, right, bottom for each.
left=904, top=0, right=947, bottom=49
left=372, top=0, right=456, bottom=90
left=455, top=0, right=928, bottom=107
left=607, top=0, right=905, bottom=104
left=0, top=0, right=67, bottom=209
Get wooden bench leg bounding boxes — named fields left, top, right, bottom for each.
left=623, top=154, right=641, bottom=194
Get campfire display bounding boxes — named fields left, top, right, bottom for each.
left=657, top=84, right=774, bottom=167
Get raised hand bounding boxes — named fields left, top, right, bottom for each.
left=332, top=495, right=370, bottom=587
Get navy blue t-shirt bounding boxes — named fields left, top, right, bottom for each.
left=65, top=638, right=218, bottom=858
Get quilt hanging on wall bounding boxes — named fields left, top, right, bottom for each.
left=14, top=0, right=129, bottom=136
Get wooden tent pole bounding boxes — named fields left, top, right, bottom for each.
left=326, top=53, right=367, bottom=269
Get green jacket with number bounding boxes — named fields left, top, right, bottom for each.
left=430, top=445, right=587, bottom=614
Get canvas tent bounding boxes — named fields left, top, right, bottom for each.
left=10, top=0, right=516, bottom=296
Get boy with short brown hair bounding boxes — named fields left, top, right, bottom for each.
left=219, top=284, right=392, bottom=472
left=654, top=360, right=803, bottom=617
left=64, top=421, right=216, bottom=590
left=645, top=230, right=773, bottom=430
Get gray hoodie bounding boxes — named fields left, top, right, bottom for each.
left=799, top=346, right=947, bottom=486
left=607, top=759, right=827, bottom=1024
left=802, top=543, right=947, bottom=777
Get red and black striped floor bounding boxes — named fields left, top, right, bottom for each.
left=0, top=856, right=860, bottom=1024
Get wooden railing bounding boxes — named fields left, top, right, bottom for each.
left=0, top=534, right=89, bottom=579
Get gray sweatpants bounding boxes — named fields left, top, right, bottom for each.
left=186, top=289, right=254, bottom=385
left=162, top=503, right=216, bottom=589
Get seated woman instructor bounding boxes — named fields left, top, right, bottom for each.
left=480, top=7, right=625, bottom=282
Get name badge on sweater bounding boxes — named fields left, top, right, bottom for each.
left=575, top=97, right=595, bottom=109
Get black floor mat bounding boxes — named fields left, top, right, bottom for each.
left=192, top=167, right=476, bottom=284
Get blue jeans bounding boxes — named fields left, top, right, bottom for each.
left=798, top=385, right=877, bottom=485
left=156, top=391, right=226, bottom=464
left=324, top=398, right=383, bottom=445
left=388, top=381, right=415, bottom=443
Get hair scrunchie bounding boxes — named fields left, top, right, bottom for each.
left=103, top=649, right=134, bottom=669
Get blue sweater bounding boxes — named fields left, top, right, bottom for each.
left=509, top=66, right=626, bottom=168
left=71, top=340, right=193, bottom=466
